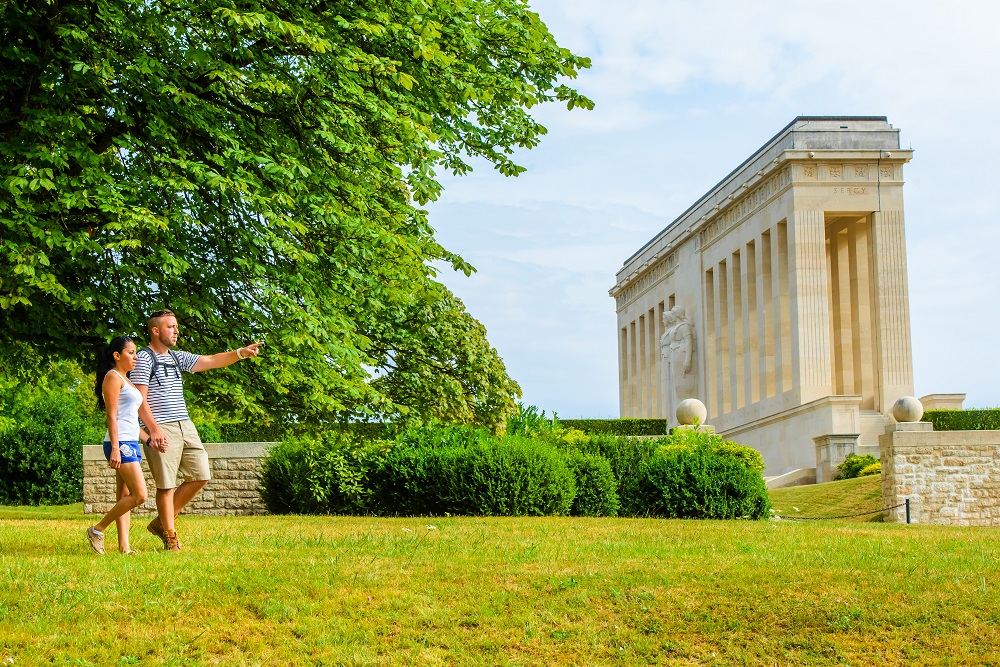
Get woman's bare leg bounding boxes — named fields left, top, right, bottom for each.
left=93, top=463, right=148, bottom=533
left=114, top=472, right=133, bottom=552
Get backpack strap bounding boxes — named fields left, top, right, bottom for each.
left=138, top=347, right=161, bottom=385
left=169, top=350, right=185, bottom=386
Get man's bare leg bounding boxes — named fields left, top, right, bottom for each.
left=171, top=480, right=208, bottom=518
left=155, top=488, right=176, bottom=532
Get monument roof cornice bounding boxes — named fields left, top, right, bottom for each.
left=612, top=117, right=910, bottom=296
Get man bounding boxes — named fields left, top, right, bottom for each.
left=134, top=309, right=262, bottom=551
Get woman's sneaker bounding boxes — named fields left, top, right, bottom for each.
left=86, top=527, right=105, bottom=555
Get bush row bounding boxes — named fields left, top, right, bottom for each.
left=218, top=419, right=672, bottom=443
left=0, top=373, right=103, bottom=505
left=557, top=418, right=668, bottom=436
left=923, top=409, right=1000, bottom=431
left=259, top=425, right=770, bottom=520
left=215, top=421, right=391, bottom=444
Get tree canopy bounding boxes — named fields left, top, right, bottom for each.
left=0, top=0, right=592, bottom=430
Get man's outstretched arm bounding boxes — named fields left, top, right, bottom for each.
left=192, top=342, right=263, bottom=372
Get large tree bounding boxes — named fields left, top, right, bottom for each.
left=0, top=0, right=592, bottom=430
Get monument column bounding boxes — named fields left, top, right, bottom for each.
left=870, top=209, right=914, bottom=412
left=789, top=208, right=833, bottom=403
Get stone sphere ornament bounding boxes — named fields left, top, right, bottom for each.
left=676, top=398, right=708, bottom=426
left=892, top=396, right=924, bottom=423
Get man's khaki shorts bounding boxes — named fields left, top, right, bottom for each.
left=142, top=419, right=211, bottom=490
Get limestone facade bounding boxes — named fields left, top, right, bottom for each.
left=611, top=117, right=915, bottom=475
left=880, top=424, right=1000, bottom=526
left=83, top=442, right=273, bottom=516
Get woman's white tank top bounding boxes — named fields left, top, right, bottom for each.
left=103, top=370, right=143, bottom=443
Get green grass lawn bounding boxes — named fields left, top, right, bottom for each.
left=2, top=488, right=998, bottom=666
left=769, top=474, right=886, bottom=521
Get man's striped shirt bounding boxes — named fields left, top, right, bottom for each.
left=132, top=348, right=201, bottom=424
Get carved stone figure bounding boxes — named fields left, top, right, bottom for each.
left=660, top=305, right=698, bottom=422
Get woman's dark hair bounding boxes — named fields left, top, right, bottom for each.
left=95, top=336, right=134, bottom=411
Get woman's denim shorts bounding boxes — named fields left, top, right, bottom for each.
left=103, top=440, right=143, bottom=464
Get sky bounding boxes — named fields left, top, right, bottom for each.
left=425, top=0, right=1000, bottom=418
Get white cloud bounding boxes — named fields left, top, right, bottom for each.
left=427, top=0, right=1000, bottom=414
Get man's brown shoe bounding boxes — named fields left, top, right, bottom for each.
left=147, top=516, right=183, bottom=550
left=146, top=516, right=167, bottom=549
left=163, top=528, right=181, bottom=552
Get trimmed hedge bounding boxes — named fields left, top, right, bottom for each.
left=258, top=435, right=390, bottom=515
left=923, top=409, right=1000, bottom=432
left=559, top=419, right=667, bottom=436
left=263, top=432, right=576, bottom=517
left=0, top=393, right=102, bottom=505
left=258, top=420, right=769, bottom=520
left=564, top=450, right=620, bottom=517
left=630, top=445, right=771, bottom=519
left=219, top=421, right=392, bottom=444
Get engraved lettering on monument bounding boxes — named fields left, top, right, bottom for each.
left=660, top=306, right=698, bottom=424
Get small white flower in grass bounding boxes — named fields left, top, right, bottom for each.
left=402, top=527, right=412, bottom=533
left=426, top=525, right=437, bottom=530
left=793, top=506, right=800, bottom=512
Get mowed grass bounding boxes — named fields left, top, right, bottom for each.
left=2, top=497, right=999, bottom=666
left=769, top=475, right=885, bottom=521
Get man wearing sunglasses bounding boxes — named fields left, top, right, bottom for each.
left=133, top=309, right=263, bottom=551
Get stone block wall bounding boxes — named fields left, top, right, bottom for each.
left=83, top=442, right=275, bottom=516
left=881, top=424, right=1000, bottom=526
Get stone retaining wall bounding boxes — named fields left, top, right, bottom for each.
left=83, top=442, right=275, bottom=516
left=880, top=424, right=1000, bottom=526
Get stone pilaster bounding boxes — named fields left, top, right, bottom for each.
left=790, top=209, right=833, bottom=402
left=870, top=210, right=914, bottom=412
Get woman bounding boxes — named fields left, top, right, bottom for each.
left=86, top=336, right=149, bottom=555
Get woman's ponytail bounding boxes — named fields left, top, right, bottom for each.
left=94, top=336, right=133, bottom=411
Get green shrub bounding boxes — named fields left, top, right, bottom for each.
left=258, top=435, right=390, bottom=514
left=441, top=437, right=575, bottom=516
left=219, top=421, right=391, bottom=443
left=258, top=438, right=307, bottom=514
left=559, top=418, right=667, bottom=436
left=380, top=436, right=578, bottom=517
left=394, top=423, right=491, bottom=450
left=378, top=439, right=453, bottom=516
left=630, top=445, right=770, bottom=519
left=506, top=403, right=555, bottom=438
left=563, top=451, right=619, bottom=517
left=0, top=392, right=102, bottom=505
left=923, top=408, right=1000, bottom=431
left=709, top=439, right=766, bottom=474
left=858, top=462, right=881, bottom=477
left=837, top=453, right=879, bottom=480
left=569, top=433, right=661, bottom=492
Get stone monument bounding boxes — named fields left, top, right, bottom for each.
left=611, top=116, right=926, bottom=477
left=660, top=305, right=698, bottom=422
